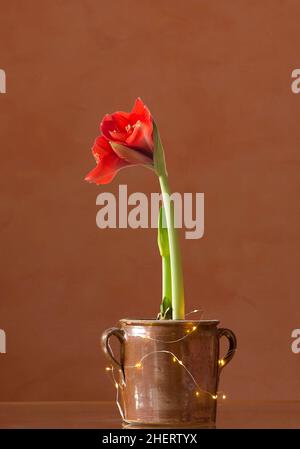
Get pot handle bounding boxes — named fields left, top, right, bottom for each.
left=217, top=327, right=237, bottom=371
left=101, top=327, right=125, bottom=372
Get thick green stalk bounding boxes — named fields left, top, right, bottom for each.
left=159, top=175, right=185, bottom=319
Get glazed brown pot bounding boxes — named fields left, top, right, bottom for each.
left=102, top=319, right=237, bottom=427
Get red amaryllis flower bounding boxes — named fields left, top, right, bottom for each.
left=85, top=98, right=154, bottom=185
left=85, top=98, right=186, bottom=320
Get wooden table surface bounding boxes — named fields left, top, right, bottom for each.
left=0, top=401, right=299, bottom=429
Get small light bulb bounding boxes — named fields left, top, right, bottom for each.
left=186, top=329, right=190, bottom=333
left=192, top=326, right=197, bottom=331
left=212, top=395, right=218, bottom=400
left=195, top=391, right=200, bottom=397
left=218, top=359, right=225, bottom=367
left=222, top=394, right=226, bottom=400
left=105, top=367, right=111, bottom=371
left=172, top=357, right=177, bottom=362
left=135, top=362, right=142, bottom=368
left=115, top=382, right=118, bottom=388
left=178, top=360, right=183, bottom=366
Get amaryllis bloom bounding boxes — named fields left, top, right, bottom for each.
left=85, top=98, right=154, bottom=185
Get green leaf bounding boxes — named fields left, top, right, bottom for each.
left=157, top=297, right=173, bottom=320
left=157, top=206, right=169, bottom=258
left=157, top=206, right=172, bottom=319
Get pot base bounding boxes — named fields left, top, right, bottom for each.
left=122, top=419, right=216, bottom=429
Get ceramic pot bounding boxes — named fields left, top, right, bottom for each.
left=102, top=319, right=237, bottom=427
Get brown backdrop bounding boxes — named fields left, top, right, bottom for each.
left=0, top=0, right=300, bottom=401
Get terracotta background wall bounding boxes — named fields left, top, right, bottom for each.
left=0, top=0, right=300, bottom=401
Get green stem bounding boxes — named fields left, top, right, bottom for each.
left=159, top=175, right=185, bottom=319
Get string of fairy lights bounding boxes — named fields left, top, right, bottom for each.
left=104, top=310, right=236, bottom=419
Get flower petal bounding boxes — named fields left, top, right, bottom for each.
left=101, top=112, right=130, bottom=142
left=130, top=97, right=152, bottom=123
left=92, top=135, right=113, bottom=162
left=111, top=111, right=130, bottom=132
left=131, top=97, right=146, bottom=116
left=100, top=114, right=117, bottom=140
left=126, top=120, right=153, bottom=153
left=85, top=151, right=128, bottom=185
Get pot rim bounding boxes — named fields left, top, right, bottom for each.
left=120, top=318, right=220, bottom=326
